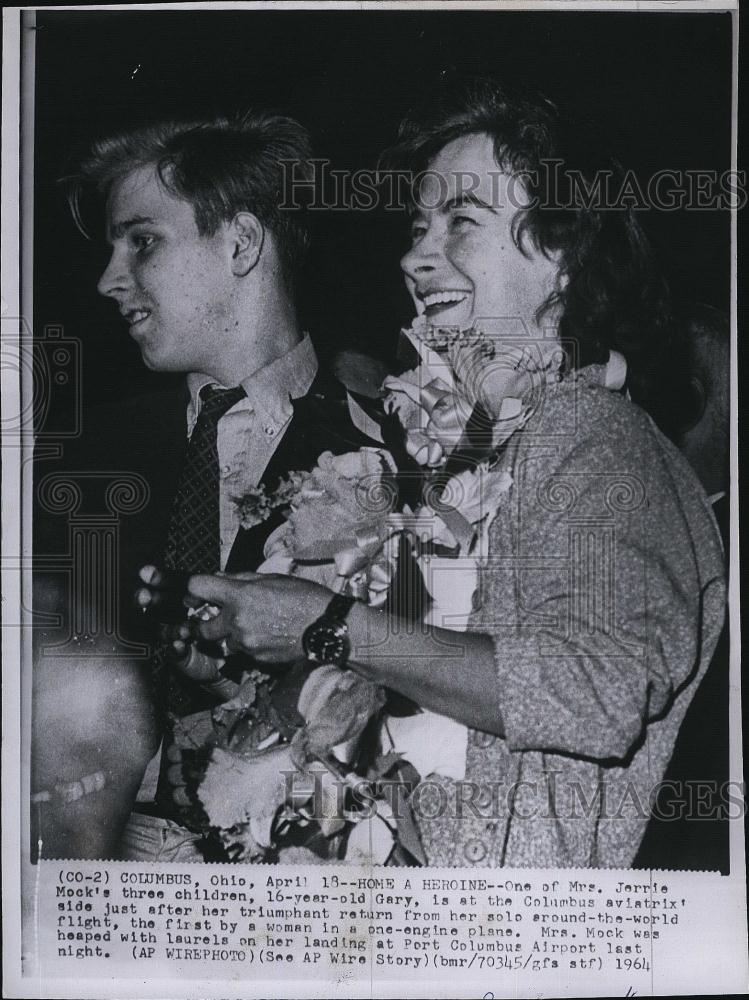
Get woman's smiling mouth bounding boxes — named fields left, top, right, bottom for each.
left=416, top=289, right=471, bottom=318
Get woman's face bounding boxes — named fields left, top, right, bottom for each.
left=400, top=133, right=561, bottom=339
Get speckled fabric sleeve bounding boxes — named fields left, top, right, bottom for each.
left=486, top=384, right=722, bottom=758
left=414, top=379, right=726, bottom=870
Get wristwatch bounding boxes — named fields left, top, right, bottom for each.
left=302, top=593, right=356, bottom=667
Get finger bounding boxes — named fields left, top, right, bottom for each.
left=168, top=639, right=189, bottom=661
left=223, top=570, right=259, bottom=582
left=165, top=744, right=183, bottom=764
left=172, top=787, right=191, bottom=808
left=253, top=647, right=291, bottom=664
left=196, top=614, right=232, bottom=643
left=135, top=586, right=155, bottom=609
left=200, top=629, right=242, bottom=660
left=138, top=565, right=163, bottom=586
left=180, top=759, right=207, bottom=783
left=187, top=573, right=243, bottom=604
left=167, top=764, right=186, bottom=788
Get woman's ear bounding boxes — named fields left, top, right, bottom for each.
left=676, top=375, right=708, bottom=435
left=229, top=212, right=264, bottom=276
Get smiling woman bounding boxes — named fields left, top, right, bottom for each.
left=382, top=77, right=675, bottom=406
left=401, top=136, right=561, bottom=337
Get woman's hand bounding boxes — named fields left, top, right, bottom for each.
left=187, top=572, right=332, bottom=663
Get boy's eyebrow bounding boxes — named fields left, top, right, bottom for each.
left=107, top=215, right=157, bottom=240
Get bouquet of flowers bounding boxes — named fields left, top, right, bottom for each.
left=181, top=447, right=427, bottom=864
left=183, top=319, right=626, bottom=864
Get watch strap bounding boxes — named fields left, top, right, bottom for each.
left=325, top=593, right=356, bottom=622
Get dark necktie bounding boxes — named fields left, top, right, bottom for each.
left=163, top=383, right=246, bottom=574
left=153, top=383, right=247, bottom=826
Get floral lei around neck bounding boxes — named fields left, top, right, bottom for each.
left=174, top=319, right=628, bottom=865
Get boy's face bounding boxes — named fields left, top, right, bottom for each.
left=98, top=164, right=236, bottom=376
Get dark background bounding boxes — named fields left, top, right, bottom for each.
left=33, top=8, right=733, bottom=420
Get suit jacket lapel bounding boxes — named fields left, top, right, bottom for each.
left=224, top=370, right=377, bottom=573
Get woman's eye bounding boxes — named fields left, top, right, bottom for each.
left=410, top=224, right=427, bottom=243
left=133, top=234, right=157, bottom=252
left=450, top=213, right=478, bottom=229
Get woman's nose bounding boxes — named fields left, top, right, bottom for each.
left=400, top=230, right=441, bottom=282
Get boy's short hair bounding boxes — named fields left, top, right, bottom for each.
left=69, top=111, right=313, bottom=284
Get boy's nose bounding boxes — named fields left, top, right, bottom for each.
left=97, top=250, right=131, bottom=299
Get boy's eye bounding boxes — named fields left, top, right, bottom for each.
left=410, top=223, right=427, bottom=242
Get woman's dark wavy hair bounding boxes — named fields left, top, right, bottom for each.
left=380, top=77, right=675, bottom=404
left=65, top=110, right=313, bottom=288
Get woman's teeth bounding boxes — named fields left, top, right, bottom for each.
left=416, top=291, right=469, bottom=316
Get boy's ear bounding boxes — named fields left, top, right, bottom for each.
left=228, top=212, right=264, bottom=276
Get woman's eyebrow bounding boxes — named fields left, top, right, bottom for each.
left=442, top=193, right=497, bottom=214
left=409, top=193, right=497, bottom=221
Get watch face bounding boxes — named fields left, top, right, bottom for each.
left=305, top=621, right=349, bottom=665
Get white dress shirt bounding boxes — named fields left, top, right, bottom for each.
left=185, top=333, right=317, bottom=569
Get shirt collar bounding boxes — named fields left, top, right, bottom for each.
left=186, top=333, right=318, bottom=432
